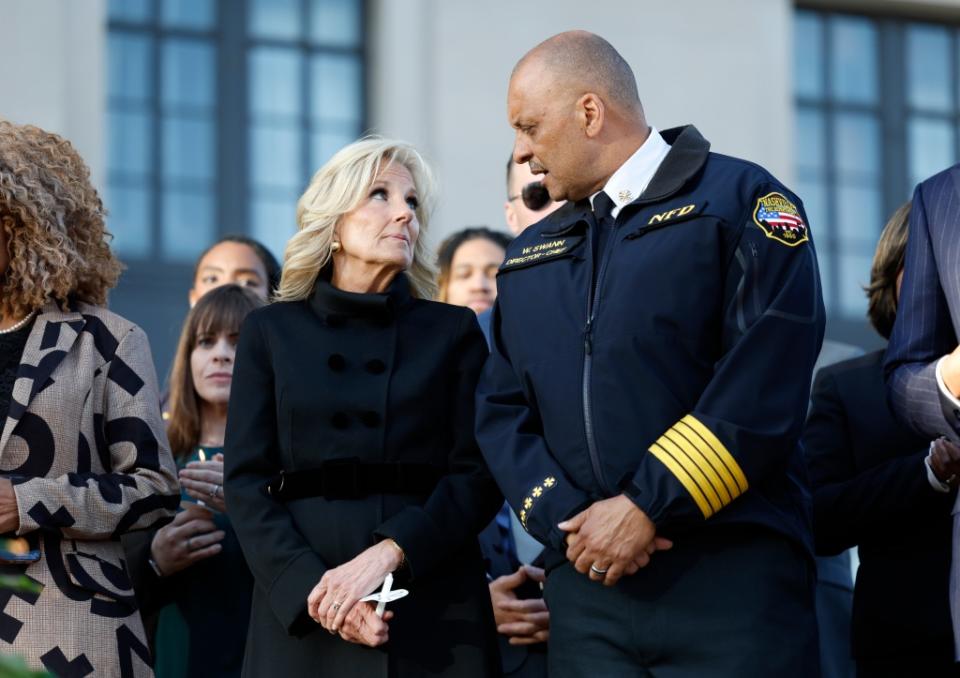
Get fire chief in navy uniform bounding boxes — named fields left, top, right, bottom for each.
left=476, top=31, right=825, bottom=677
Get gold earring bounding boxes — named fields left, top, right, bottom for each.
left=331, top=241, right=341, bottom=252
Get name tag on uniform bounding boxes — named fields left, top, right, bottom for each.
left=500, top=235, right=585, bottom=272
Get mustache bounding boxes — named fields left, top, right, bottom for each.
left=528, top=160, right=547, bottom=174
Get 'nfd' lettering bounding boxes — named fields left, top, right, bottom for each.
left=648, top=204, right=696, bottom=225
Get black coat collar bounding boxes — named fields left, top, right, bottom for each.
left=309, top=270, right=412, bottom=324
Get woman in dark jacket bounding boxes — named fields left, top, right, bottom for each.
left=224, top=137, right=502, bottom=677
left=804, top=203, right=958, bottom=677
left=126, top=285, right=263, bottom=676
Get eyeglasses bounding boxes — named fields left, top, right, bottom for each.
left=508, top=181, right=552, bottom=211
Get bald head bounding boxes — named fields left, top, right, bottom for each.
left=513, top=30, right=642, bottom=114
left=507, top=31, right=650, bottom=202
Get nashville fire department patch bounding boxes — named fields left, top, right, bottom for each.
left=752, top=192, right=809, bottom=247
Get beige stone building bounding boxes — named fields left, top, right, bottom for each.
left=3, top=0, right=960, bottom=367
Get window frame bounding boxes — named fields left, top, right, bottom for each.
left=105, top=0, right=369, bottom=270
left=794, top=6, right=960, bottom=345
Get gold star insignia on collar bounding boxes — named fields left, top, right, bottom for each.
left=618, top=189, right=633, bottom=202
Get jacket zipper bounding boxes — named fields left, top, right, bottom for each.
left=582, top=220, right=619, bottom=496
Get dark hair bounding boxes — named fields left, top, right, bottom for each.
left=193, top=234, right=282, bottom=296
left=436, top=227, right=512, bottom=302
left=865, top=202, right=911, bottom=340
left=166, top=284, right=264, bottom=459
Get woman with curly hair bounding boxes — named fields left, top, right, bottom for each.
left=0, top=120, right=180, bottom=676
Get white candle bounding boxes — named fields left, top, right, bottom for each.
left=195, top=449, right=207, bottom=507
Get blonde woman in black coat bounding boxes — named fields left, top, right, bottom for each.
left=224, top=137, right=502, bottom=677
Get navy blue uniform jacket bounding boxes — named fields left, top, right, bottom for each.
left=476, top=125, right=825, bottom=559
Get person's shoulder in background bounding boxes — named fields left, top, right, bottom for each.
left=812, top=339, right=865, bottom=380
left=477, top=309, right=492, bottom=347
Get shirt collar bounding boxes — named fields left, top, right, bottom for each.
left=589, top=126, right=671, bottom=214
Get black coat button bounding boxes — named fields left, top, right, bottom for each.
left=330, top=412, right=350, bottom=429
left=360, top=411, right=381, bottom=428
left=365, top=359, right=386, bottom=375
left=328, top=354, right=346, bottom=371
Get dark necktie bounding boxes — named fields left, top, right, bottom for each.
left=593, top=190, right=616, bottom=224
left=592, top=191, right=616, bottom=278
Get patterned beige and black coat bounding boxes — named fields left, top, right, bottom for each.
left=0, top=301, right=179, bottom=677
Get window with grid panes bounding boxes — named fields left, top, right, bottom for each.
left=794, top=9, right=960, bottom=336
left=106, top=0, right=366, bottom=263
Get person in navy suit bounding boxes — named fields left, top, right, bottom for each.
left=811, top=203, right=958, bottom=676
left=885, top=165, right=960, bottom=658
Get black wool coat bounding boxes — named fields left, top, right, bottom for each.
left=804, top=350, right=955, bottom=665
left=224, top=273, right=503, bottom=678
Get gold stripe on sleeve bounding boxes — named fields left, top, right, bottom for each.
left=649, top=441, right=715, bottom=518
left=659, top=432, right=724, bottom=513
left=670, top=423, right=738, bottom=502
left=680, top=415, right=749, bottom=495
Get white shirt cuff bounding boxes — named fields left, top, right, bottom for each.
left=926, top=441, right=953, bottom=493
left=936, top=356, right=960, bottom=410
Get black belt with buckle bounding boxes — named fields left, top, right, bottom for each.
left=266, top=458, right=444, bottom=501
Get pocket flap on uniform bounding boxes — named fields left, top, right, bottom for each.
left=625, top=203, right=714, bottom=240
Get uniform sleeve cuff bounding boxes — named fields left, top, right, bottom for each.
left=515, top=475, right=591, bottom=552
left=646, top=414, right=748, bottom=518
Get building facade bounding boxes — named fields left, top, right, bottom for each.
left=3, top=0, right=960, bottom=373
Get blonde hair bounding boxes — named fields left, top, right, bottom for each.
left=276, top=137, right=438, bottom=301
left=0, top=120, right=122, bottom=318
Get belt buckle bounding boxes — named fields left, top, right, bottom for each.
left=267, top=471, right=285, bottom=498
